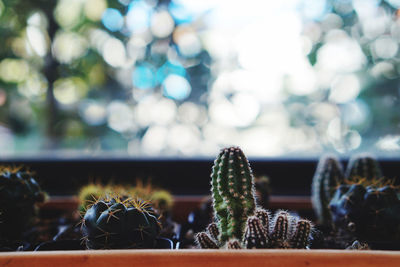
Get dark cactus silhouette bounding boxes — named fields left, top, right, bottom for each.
left=0, top=166, right=46, bottom=241
left=345, top=154, right=383, bottom=181
left=329, top=178, right=400, bottom=243
left=311, top=155, right=344, bottom=225
left=81, top=196, right=161, bottom=249
left=312, top=154, right=400, bottom=244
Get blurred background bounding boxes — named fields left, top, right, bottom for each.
left=0, top=0, right=399, bottom=158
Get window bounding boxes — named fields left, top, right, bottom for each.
left=0, top=0, right=399, bottom=157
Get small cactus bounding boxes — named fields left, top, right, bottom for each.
left=195, top=147, right=312, bottom=249
left=311, top=156, right=344, bottom=225
left=81, top=196, right=161, bottom=249
left=0, top=166, right=46, bottom=241
left=197, top=209, right=312, bottom=249
left=210, top=147, right=256, bottom=243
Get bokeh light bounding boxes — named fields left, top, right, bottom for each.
left=0, top=0, right=399, bottom=157
left=102, top=8, right=124, bottom=32
left=132, top=63, right=157, bottom=90
left=162, top=74, right=191, bottom=100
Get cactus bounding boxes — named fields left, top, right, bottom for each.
left=197, top=209, right=312, bottom=249
left=81, top=196, right=161, bottom=249
left=329, top=178, right=400, bottom=243
left=311, top=156, right=344, bottom=225
left=211, top=147, right=256, bottom=243
left=345, top=154, right=383, bottom=181
left=195, top=147, right=312, bottom=249
left=150, top=190, right=174, bottom=215
left=312, top=154, right=400, bottom=244
left=0, top=166, right=46, bottom=241
left=79, top=183, right=109, bottom=213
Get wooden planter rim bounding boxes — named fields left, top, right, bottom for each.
left=1, top=249, right=400, bottom=267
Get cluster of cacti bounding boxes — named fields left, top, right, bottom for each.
left=197, top=209, right=312, bottom=249
left=0, top=166, right=46, bottom=240
left=312, top=154, right=400, bottom=243
left=195, top=147, right=312, bottom=249
left=81, top=195, right=161, bottom=249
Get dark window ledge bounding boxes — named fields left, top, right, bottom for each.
left=1, top=157, right=399, bottom=196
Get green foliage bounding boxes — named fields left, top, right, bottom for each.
left=196, top=147, right=312, bottom=249
left=81, top=196, right=161, bottom=249
left=0, top=166, right=46, bottom=240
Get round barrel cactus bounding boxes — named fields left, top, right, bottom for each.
left=81, top=197, right=161, bottom=249
left=0, top=167, right=45, bottom=240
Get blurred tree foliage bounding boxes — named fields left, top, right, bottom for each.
left=0, top=0, right=399, bottom=155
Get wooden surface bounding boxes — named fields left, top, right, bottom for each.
left=1, top=249, right=400, bottom=267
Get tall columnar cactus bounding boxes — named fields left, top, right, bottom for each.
left=196, top=147, right=312, bottom=249
left=345, top=154, right=383, bottom=181
left=81, top=196, right=161, bottom=249
left=211, top=147, right=256, bottom=242
left=311, top=156, right=344, bottom=225
left=0, top=166, right=46, bottom=240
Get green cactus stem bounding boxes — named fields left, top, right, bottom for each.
left=211, top=147, right=256, bottom=243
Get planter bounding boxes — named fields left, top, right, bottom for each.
left=1, top=249, right=400, bottom=267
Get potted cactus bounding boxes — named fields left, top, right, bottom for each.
left=1, top=149, right=400, bottom=267
left=311, top=154, right=400, bottom=249
left=195, top=147, right=312, bottom=249
left=81, top=196, right=164, bottom=249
